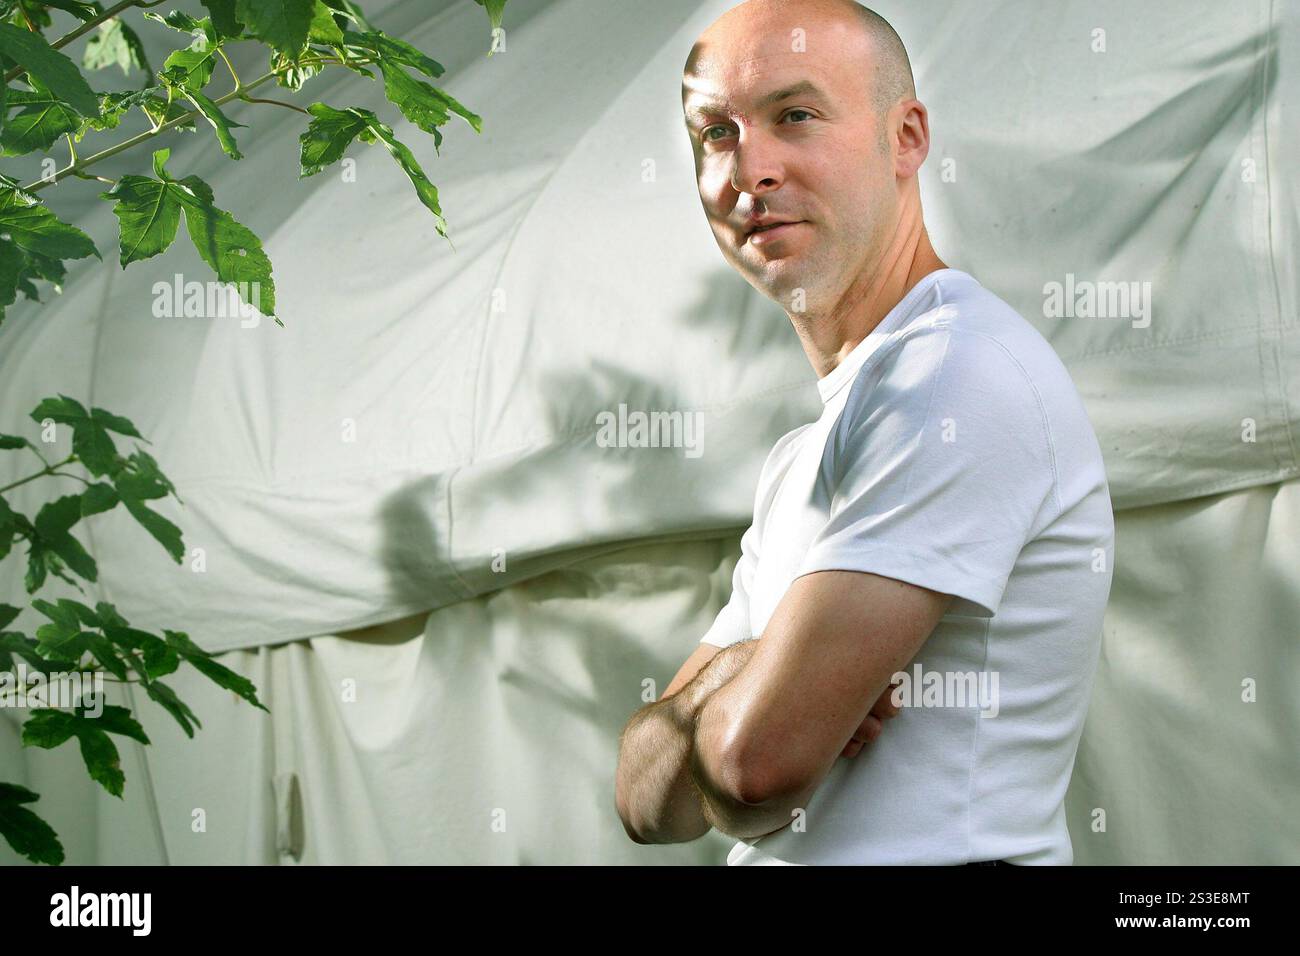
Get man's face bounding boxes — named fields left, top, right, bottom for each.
left=683, top=13, right=895, bottom=307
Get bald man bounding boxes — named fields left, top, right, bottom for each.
left=614, top=0, right=1114, bottom=865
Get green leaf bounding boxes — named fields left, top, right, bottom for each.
left=1, top=80, right=81, bottom=155
left=340, top=29, right=443, bottom=78
left=31, top=596, right=79, bottom=631
left=107, top=448, right=185, bottom=562
left=82, top=632, right=128, bottom=680
left=20, top=707, right=77, bottom=748
left=75, top=724, right=124, bottom=795
left=308, top=0, right=343, bottom=44
left=375, top=58, right=481, bottom=152
left=235, top=0, right=315, bottom=57
left=82, top=17, right=152, bottom=78
left=300, top=104, right=447, bottom=236
left=3, top=1, right=49, bottom=30
left=100, top=172, right=183, bottom=263
left=30, top=495, right=96, bottom=584
left=95, top=704, right=150, bottom=745
left=22, top=705, right=147, bottom=799
left=94, top=601, right=128, bottom=628
left=38, top=0, right=98, bottom=22
left=0, top=235, right=20, bottom=321
left=0, top=22, right=98, bottom=116
left=117, top=447, right=179, bottom=501
left=201, top=0, right=243, bottom=40
left=0, top=493, right=19, bottom=561
left=177, top=85, right=244, bottom=159
left=80, top=482, right=119, bottom=517
left=12, top=247, right=66, bottom=302
left=0, top=182, right=98, bottom=260
left=102, top=149, right=276, bottom=319
left=100, top=622, right=163, bottom=684
left=23, top=537, right=82, bottom=593
left=120, top=496, right=183, bottom=564
left=161, top=34, right=218, bottom=92
left=0, top=783, right=64, bottom=865
left=29, top=394, right=142, bottom=477
left=270, top=49, right=323, bottom=89
left=143, top=10, right=212, bottom=38
left=298, top=100, right=365, bottom=174
left=0, top=603, right=18, bottom=630
left=78, top=87, right=160, bottom=139
left=138, top=633, right=179, bottom=678
left=321, top=0, right=371, bottom=30
left=166, top=630, right=267, bottom=711
left=144, top=679, right=201, bottom=737
left=0, top=631, right=57, bottom=674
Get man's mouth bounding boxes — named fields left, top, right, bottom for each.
left=746, top=221, right=804, bottom=243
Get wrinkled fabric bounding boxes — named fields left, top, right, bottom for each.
left=2, top=0, right=1295, bottom=653
left=6, top=480, right=1297, bottom=865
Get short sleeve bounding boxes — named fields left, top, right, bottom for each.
left=797, top=328, right=1059, bottom=617
left=699, top=518, right=759, bottom=647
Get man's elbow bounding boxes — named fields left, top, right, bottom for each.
left=716, top=748, right=809, bottom=809
left=700, top=735, right=811, bottom=836
left=620, top=814, right=653, bottom=845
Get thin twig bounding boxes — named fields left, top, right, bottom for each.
left=0, top=455, right=77, bottom=495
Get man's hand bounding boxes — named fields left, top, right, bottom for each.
left=839, top=679, right=902, bottom=758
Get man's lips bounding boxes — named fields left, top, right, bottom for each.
left=745, top=220, right=805, bottom=244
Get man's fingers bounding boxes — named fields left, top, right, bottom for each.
left=873, top=681, right=904, bottom=717
left=842, top=714, right=884, bottom=757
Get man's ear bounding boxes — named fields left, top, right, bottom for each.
left=893, top=100, right=930, bottom=179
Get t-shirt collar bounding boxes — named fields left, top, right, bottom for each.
left=815, top=268, right=969, bottom=404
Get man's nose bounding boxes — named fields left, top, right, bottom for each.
left=728, top=132, right=783, bottom=195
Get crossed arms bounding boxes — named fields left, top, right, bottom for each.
left=614, top=568, right=954, bottom=843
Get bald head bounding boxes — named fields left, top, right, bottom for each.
left=681, top=0, right=935, bottom=309
left=685, top=0, right=916, bottom=132
left=844, top=3, right=915, bottom=125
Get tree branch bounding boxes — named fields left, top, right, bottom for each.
left=22, top=70, right=279, bottom=192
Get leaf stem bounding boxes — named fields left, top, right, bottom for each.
left=216, top=47, right=240, bottom=89
left=72, top=171, right=119, bottom=186
left=241, top=95, right=310, bottom=115
left=46, top=470, right=94, bottom=486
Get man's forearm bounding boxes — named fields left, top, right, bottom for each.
left=615, top=641, right=758, bottom=844
left=690, top=682, right=819, bottom=840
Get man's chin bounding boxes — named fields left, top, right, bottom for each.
left=743, top=264, right=806, bottom=306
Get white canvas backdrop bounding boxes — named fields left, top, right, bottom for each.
left=2, top=0, right=1297, bottom=864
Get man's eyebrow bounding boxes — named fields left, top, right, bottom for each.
left=683, top=79, right=828, bottom=127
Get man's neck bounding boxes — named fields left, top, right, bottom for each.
left=791, top=214, right=948, bottom=381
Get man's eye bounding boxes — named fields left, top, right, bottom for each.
left=702, top=125, right=731, bottom=142
left=784, top=109, right=813, bottom=123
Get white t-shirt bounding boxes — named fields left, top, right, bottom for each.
left=699, top=268, right=1114, bottom=865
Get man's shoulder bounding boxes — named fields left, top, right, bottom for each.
left=864, top=277, right=1083, bottom=419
